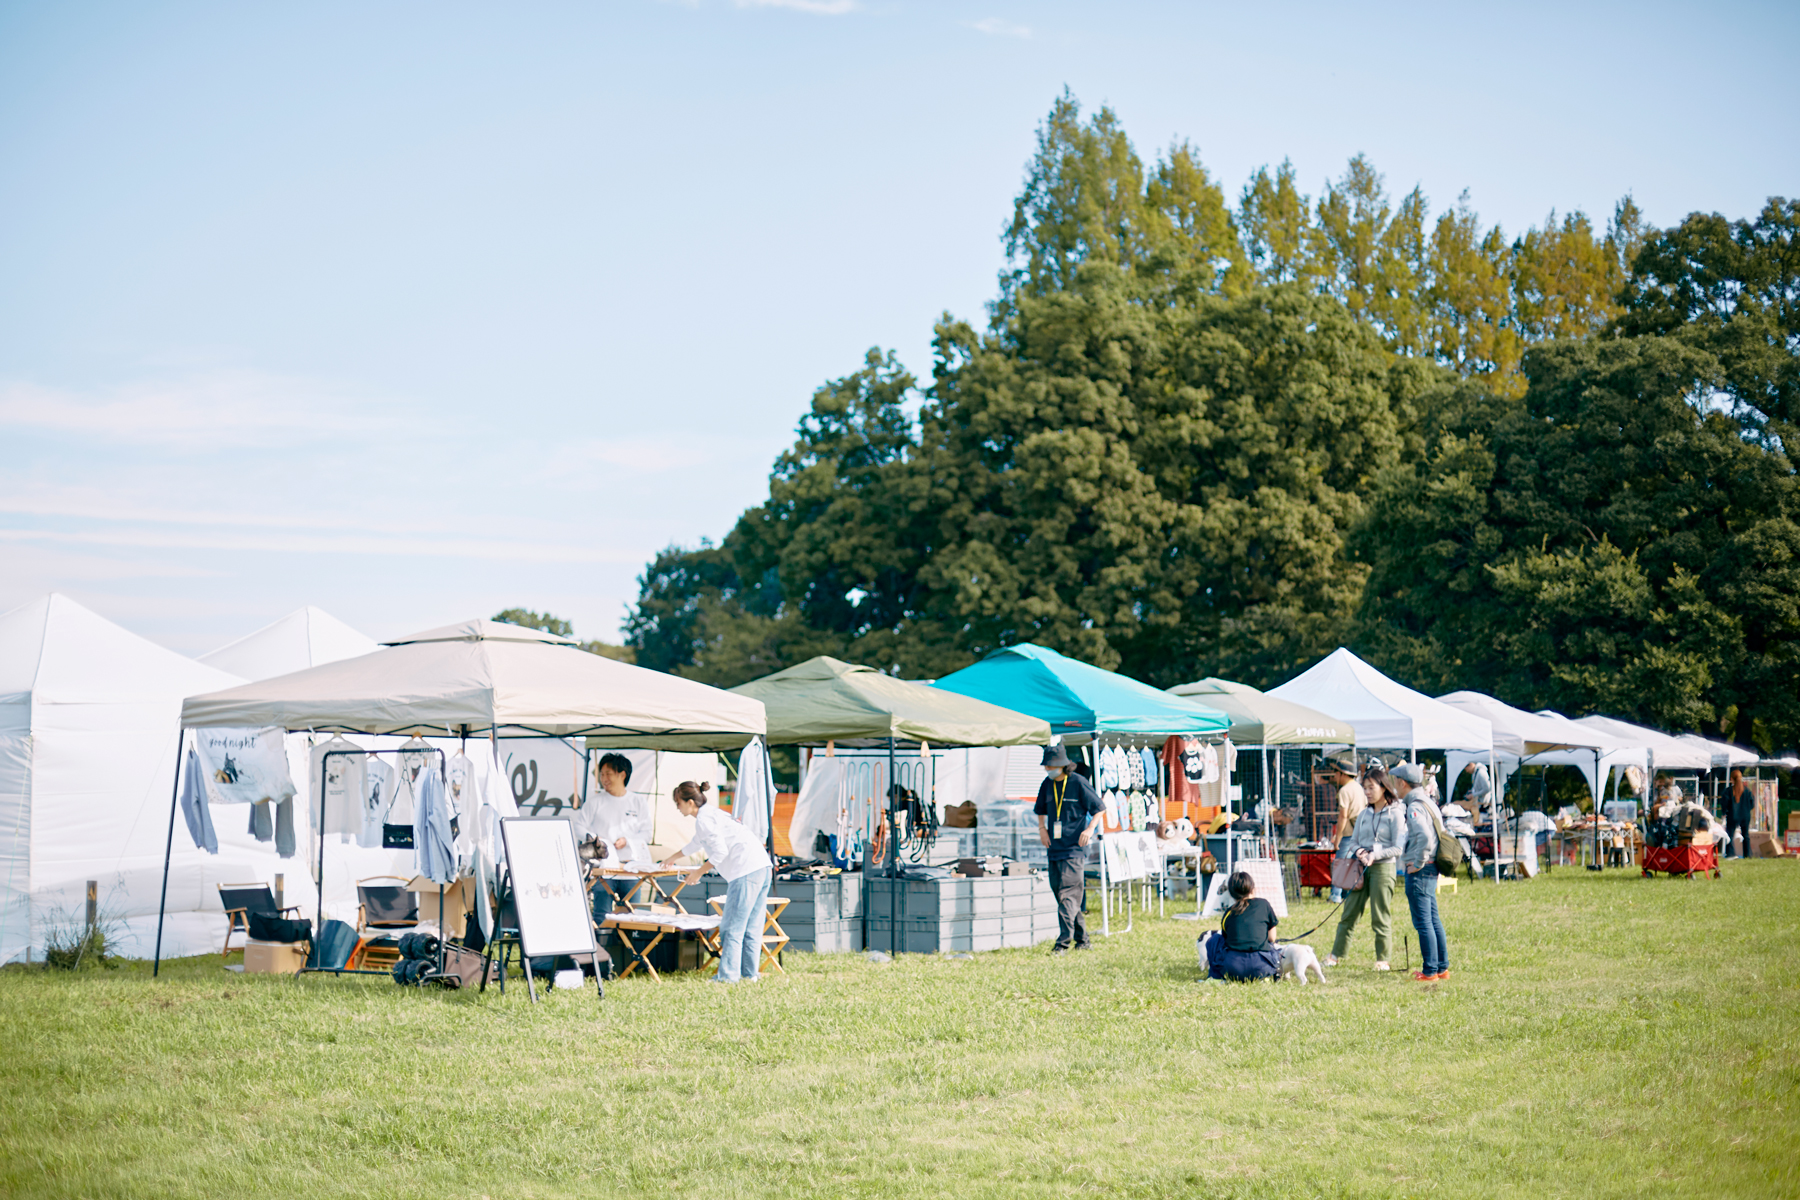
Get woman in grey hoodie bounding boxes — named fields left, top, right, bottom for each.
left=1327, top=767, right=1406, bottom=971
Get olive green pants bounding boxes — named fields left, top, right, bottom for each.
left=1331, top=859, right=1395, bottom=962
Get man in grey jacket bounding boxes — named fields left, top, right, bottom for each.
left=1393, top=761, right=1450, bottom=980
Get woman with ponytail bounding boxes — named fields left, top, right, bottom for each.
left=1200, top=871, right=1282, bottom=981
left=663, top=780, right=773, bottom=983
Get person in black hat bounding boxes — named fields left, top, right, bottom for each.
left=1036, top=744, right=1105, bottom=953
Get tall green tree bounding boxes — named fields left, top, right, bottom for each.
left=1354, top=334, right=1798, bottom=739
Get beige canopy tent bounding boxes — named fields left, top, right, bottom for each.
left=180, top=619, right=765, bottom=748
left=1166, top=677, right=1353, bottom=745
left=158, top=619, right=765, bottom=974
left=730, top=656, right=1051, bottom=748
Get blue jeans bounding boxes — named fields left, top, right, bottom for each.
left=1403, top=866, right=1448, bottom=975
left=717, top=869, right=771, bottom=983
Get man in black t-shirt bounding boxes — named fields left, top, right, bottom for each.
left=1035, top=745, right=1106, bottom=953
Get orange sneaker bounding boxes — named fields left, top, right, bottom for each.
left=1411, top=971, right=1436, bottom=981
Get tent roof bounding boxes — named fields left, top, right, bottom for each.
left=729, top=656, right=1050, bottom=747
left=180, top=618, right=764, bottom=749
left=198, top=606, right=378, bottom=681
left=1436, top=691, right=1628, bottom=756
left=1672, top=734, right=1759, bottom=768
left=931, top=644, right=1229, bottom=740
left=0, top=593, right=241, bottom=704
left=1166, top=677, right=1354, bottom=745
left=384, top=618, right=577, bottom=646
left=1267, top=648, right=1492, bottom=751
left=1572, top=715, right=1715, bottom=770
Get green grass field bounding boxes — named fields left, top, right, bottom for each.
left=3, top=863, right=1798, bottom=1199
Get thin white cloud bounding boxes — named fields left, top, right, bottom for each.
left=0, top=526, right=637, bottom=565
left=969, top=17, right=1030, bottom=38
left=735, top=0, right=856, bottom=14
left=0, top=372, right=403, bottom=449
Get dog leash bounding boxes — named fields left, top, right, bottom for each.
left=1285, top=901, right=1343, bottom=942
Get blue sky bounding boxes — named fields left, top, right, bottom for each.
left=2, top=0, right=1795, bottom=654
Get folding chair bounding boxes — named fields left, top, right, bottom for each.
left=706, top=896, right=791, bottom=977
left=217, top=882, right=302, bottom=960
left=349, top=876, right=420, bottom=971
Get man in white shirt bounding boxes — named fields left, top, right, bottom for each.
left=583, top=753, right=652, bottom=921
left=586, top=753, right=651, bottom=862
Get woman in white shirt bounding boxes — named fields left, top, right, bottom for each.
left=662, top=781, right=773, bottom=983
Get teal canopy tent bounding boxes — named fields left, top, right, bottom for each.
left=931, top=644, right=1229, bottom=743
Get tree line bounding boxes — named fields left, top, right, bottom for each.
left=623, top=93, right=1800, bottom=752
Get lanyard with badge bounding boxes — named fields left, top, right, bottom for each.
left=1051, top=777, right=1068, bottom=840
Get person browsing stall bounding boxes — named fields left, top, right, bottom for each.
left=1726, top=768, right=1753, bottom=858
left=1036, top=745, right=1105, bottom=954
left=1392, top=762, right=1450, bottom=981
left=1202, top=871, right=1283, bottom=981
left=1327, top=765, right=1406, bottom=972
left=1324, top=752, right=1365, bottom=903
left=661, top=781, right=772, bottom=984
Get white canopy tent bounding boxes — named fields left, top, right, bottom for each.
left=181, top=619, right=764, bottom=745
left=198, top=607, right=378, bottom=680
left=1438, top=693, right=1635, bottom=805
left=160, top=618, right=766, bottom=971
left=197, top=608, right=410, bottom=918
left=0, top=594, right=297, bottom=964
left=1267, top=649, right=1493, bottom=754
left=1673, top=734, right=1758, bottom=769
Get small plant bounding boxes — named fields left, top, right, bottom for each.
left=38, top=894, right=125, bottom=971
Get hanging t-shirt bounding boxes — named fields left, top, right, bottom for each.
left=389, top=738, right=431, bottom=825
left=1163, top=736, right=1200, bottom=810
left=310, top=737, right=367, bottom=838
left=360, top=758, right=395, bottom=849
left=193, top=726, right=296, bottom=806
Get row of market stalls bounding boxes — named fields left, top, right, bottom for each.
left=2, top=586, right=1778, bottom=967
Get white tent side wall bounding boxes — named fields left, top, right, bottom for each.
left=0, top=715, right=31, bottom=965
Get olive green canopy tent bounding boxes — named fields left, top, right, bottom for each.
left=730, top=656, right=1049, bottom=748
left=1165, top=677, right=1354, bottom=746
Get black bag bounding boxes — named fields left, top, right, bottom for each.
left=247, top=912, right=311, bottom=944
left=382, top=823, right=415, bottom=849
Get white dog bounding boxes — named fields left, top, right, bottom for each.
left=1278, top=942, right=1327, bottom=985
left=1197, top=935, right=1327, bottom=984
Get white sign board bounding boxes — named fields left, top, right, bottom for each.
left=499, top=817, right=598, bottom=960
left=1200, top=857, right=1288, bottom=919
left=1101, top=831, right=1158, bottom=882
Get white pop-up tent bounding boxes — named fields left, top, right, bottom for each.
left=0, top=594, right=297, bottom=964
left=1267, top=649, right=1492, bottom=754
left=198, top=606, right=378, bottom=680
left=1673, top=734, right=1758, bottom=769
left=1438, top=693, right=1634, bottom=805
left=159, top=618, right=767, bottom=971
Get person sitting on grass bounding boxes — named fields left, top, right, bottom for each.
left=1202, top=871, right=1282, bottom=981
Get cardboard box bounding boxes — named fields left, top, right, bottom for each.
left=1749, top=831, right=1788, bottom=858
left=405, top=874, right=473, bottom=936
left=244, top=939, right=306, bottom=974
left=1787, top=812, right=1800, bottom=831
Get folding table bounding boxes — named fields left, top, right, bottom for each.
left=702, top=895, right=792, bottom=976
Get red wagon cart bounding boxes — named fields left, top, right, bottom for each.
left=1641, top=843, right=1720, bottom=880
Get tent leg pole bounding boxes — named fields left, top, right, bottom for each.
left=316, top=754, right=329, bottom=953
left=152, top=728, right=184, bottom=978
